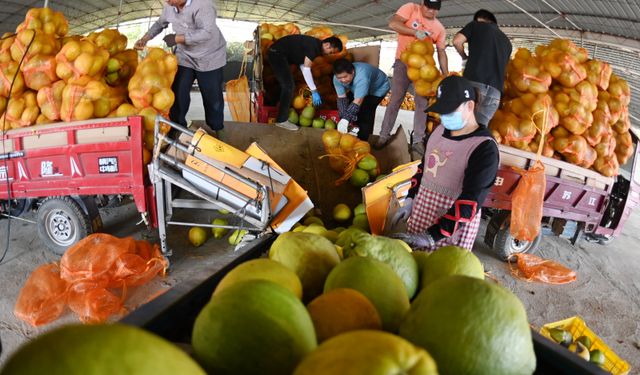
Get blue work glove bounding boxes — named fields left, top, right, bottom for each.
left=390, top=232, right=435, bottom=250
left=391, top=198, right=413, bottom=227
left=311, top=90, right=322, bottom=107
left=163, top=34, right=177, bottom=47
left=415, top=30, right=429, bottom=40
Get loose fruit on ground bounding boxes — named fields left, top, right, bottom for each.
left=188, top=227, right=208, bottom=247
left=211, top=218, right=229, bottom=239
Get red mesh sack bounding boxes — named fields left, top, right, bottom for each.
left=14, top=264, right=69, bottom=326
left=510, top=253, right=577, bottom=284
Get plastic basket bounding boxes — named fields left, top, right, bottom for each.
left=540, top=316, right=630, bottom=375
left=257, top=105, right=339, bottom=125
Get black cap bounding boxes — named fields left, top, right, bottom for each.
left=426, top=76, right=476, bottom=114
left=425, top=0, right=441, bottom=10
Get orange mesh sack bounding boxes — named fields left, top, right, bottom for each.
left=226, top=49, right=251, bottom=122
left=510, top=253, right=577, bottom=284
left=14, top=234, right=167, bottom=326
left=510, top=160, right=545, bottom=241
left=14, top=264, right=69, bottom=326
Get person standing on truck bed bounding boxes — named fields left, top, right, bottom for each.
left=267, top=34, right=343, bottom=131
left=134, top=0, right=227, bottom=138
left=390, top=76, right=499, bottom=252
left=375, top=0, right=448, bottom=157
left=453, top=9, right=512, bottom=126
left=332, top=59, right=391, bottom=142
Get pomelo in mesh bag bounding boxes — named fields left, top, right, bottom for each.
left=400, top=275, right=536, bottom=375
left=128, top=48, right=178, bottom=113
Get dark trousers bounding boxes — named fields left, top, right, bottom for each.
left=170, top=65, right=224, bottom=131
left=268, top=49, right=294, bottom=123
left=352, top=93, right=385, bottom=141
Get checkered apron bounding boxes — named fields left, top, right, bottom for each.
left=407, top=186, right=482, bottom=251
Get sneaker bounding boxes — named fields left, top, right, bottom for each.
left=373, top=135, right=390, bottom=150
left=275, top=121, right=300, bottom=131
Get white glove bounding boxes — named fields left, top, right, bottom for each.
left=337, top=119, right=349, bottom=134
left=461, top=58, right=468, bottom=69
left=391, top=198, right=413, bottom=227
left=415, top=30, right=429, bottom=40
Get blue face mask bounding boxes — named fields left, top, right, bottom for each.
left=440, top=111, right=465, bottom=131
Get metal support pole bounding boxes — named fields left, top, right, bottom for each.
left=503, top=0, right=562, bottom=38
left=43, top=0, right=49, bottom=8
left=116, top=0, right=124, bottom=29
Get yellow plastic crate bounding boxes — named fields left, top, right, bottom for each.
left=540, top=316, right=630, bottom=375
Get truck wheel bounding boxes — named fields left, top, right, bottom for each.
left=494, top=226, right=542, bottom=262
left=37, top=197, right=92, bottom=255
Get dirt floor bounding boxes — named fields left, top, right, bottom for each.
left=1, top=105, right=639, bottom=372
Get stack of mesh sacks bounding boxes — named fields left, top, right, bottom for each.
left=490, top=38, right=632, bottom=177
left=0, top=8, right=180, bottom=164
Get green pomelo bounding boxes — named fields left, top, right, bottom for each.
left=351, top=214, right=370, bottom=231
left=399, top=276, right=536, bottom=375
left=2, top=324, right=205, bottom=375
left=299, top=116, right=312, bottom=127
left=302, top=225, right=327, bottom=236
left=335, top=227, right=367, bottom=250
left=350, top=169, right=370, bottom=187
left=368, top=167, right=379, bottom=178
left=288, top=109, right=299, bottom=124
left=324, top=119, right=336, bottom=130
left=211, top=218, right=229, bottom=239
left=213, top=258, right=303, bottom=299
left=422, top=246, right=484, bottom=288
left=303, top=216, right=324, bottom=227
left=269, top=232, right=341, bottom=302
left=301, top=106, right=315, bottom=119
left=344, top=233, right=419, bottom=299
left=412, top=251, right=431, bottom=292
left=312, top=118, right=325, bottom=129
left=193, top=280, right=317, bottom=375
left=324, top=257, right=410, bottom=332
left=353, top=203, right=366, bottom=216
left=357, top=154, right=378, bottom=171
left=228, top=229, right=248, bottom=245
left=293, top=330, right=438, bottom=375
left=332, top=203, right=352, bottom=222
left=322, top=230, right=339, bottom=243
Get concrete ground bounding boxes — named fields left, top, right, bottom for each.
left=1, top=95, right=639, bottom=373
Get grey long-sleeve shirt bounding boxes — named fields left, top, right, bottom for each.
left=145, top=0, right=227, bottom=72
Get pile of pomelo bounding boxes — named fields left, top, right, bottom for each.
left=321, top=129, right=380, bottom=187
left=400, top=39, right=443, bottom=97
left=287, top=103, right=337, bottom=129
left=3, top=227, right=538, bottom=374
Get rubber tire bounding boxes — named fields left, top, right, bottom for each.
left=37, top=197, right=92, bottom=256
left=494, top=225, right=542, bottom=262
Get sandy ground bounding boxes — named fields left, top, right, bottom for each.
left=1, top=98, right=639, bottom=372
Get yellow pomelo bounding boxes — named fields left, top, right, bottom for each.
left=293, top=330, right=438, bottom=375
left=188, top=227, right=208, bottom=247
left=211, top=218, right=229, bottom=239
left=322, top=230, right=338, bottom=243
left=193, top=280, right=317, bottom=375
left=307, top=288, right=382, bottom=342
left=421, top=245, right=484, bottom=288
left=400, top=276, right=536, bottom=375
left=332, top=203, right=352, bottom=222
left=302, top=224, right=327, bottom=236
left=2, top=324, right=205, bottom=375
left=303, top=216, right=324, bottom=226
left=324, top=257, right=410, bottom=332
left=228, top=229, right=248, bottom=245
left=214, top=258, right=302, bottom=299
left=269, top=232, right=341, bottom=302
left=292, top=225, right=307, bottom=232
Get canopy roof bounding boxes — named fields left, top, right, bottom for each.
left=3, top=0, right=640, bottom=122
